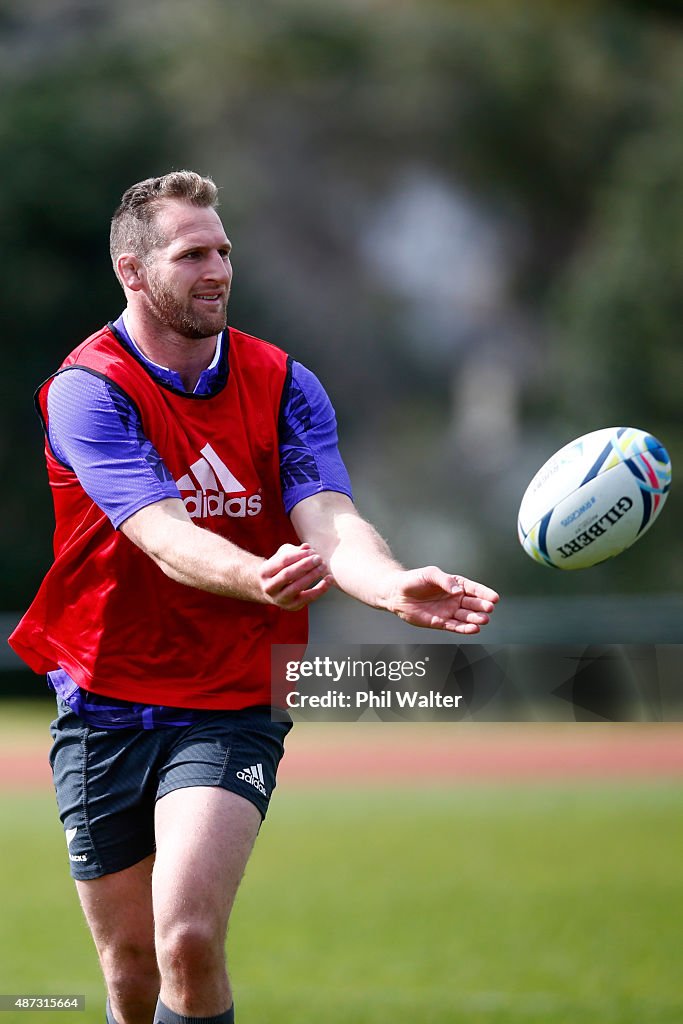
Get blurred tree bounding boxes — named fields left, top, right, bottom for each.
left=548, top=65, right=683, bottom=591
left=0, top=37, right=179, bottom=607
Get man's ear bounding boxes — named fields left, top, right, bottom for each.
left=117, top=254, right=145, bottom=291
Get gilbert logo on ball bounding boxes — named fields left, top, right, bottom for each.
left=518, top=426, right=672, bottom=569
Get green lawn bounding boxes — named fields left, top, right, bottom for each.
left=0, top=783, right=681, bottom=1023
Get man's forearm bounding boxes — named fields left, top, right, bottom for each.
left=292, top=495, right=404, bottom=610
left=121, top=497, right=331, bottom=610
left=291, top=491, right=499, bottom=634
left=122, top=499, right=267, bottom=599
left=326, top=514, right=405, bottom=609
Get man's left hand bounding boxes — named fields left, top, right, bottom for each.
left=384, top=567, right=500, bottom=634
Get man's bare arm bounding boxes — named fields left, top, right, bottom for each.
left=291, top=491, right=499, bottom=633
left=121, top=497, right=332, bottom=610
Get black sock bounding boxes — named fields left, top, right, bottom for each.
left=154, top=998, right=234, bottom=1024
left=105, top=999, right=119, bottom=1024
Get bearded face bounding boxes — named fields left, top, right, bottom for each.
left=135, top=200, right=233, bottom=341
left=145, top=262, right=230, bottom=340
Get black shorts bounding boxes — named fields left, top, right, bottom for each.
left=49, top=700, right=292, bottom=881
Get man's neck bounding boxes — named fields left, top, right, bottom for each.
left=123, top=308, right=219, bottom=393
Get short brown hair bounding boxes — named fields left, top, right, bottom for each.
left=110, top=170, right=219, bottom=280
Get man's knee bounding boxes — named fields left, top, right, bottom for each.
left=156, top=919, right=225, bottom=982
left=101, top=939, right=160, bottom=1014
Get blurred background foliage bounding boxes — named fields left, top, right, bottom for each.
left=2, top=0, right=683, bottom=617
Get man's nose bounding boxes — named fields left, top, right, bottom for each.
left=205, top=251, right=232, bottom=283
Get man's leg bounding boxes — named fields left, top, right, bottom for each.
left=152, top=786, right=262, bottom=1020
left=75, top=855, right=159, bottom=1024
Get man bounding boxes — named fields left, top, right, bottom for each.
left=9, top=170, right=499, bottom=1024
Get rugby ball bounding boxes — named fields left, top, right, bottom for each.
left=518, top=426, right=671, bottom=569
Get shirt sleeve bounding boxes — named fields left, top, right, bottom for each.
left=279, top=360, right=353, bottom=514
left=46, top=368, right=180, bottom=528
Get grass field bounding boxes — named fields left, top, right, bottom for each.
left=1, top=779, right=682, bottom=1023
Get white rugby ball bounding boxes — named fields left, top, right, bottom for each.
left=518, top=426, right=672, bottom=569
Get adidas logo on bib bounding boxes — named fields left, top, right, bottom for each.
left=176, top=443, right=262, bottom=520
left=236, top=763, right=268, bottom=797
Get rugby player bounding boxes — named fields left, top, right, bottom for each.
left=9, top=171, right=499, bottom=1024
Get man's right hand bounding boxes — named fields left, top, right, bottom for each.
left=259, top=542, right=333, bottom=610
